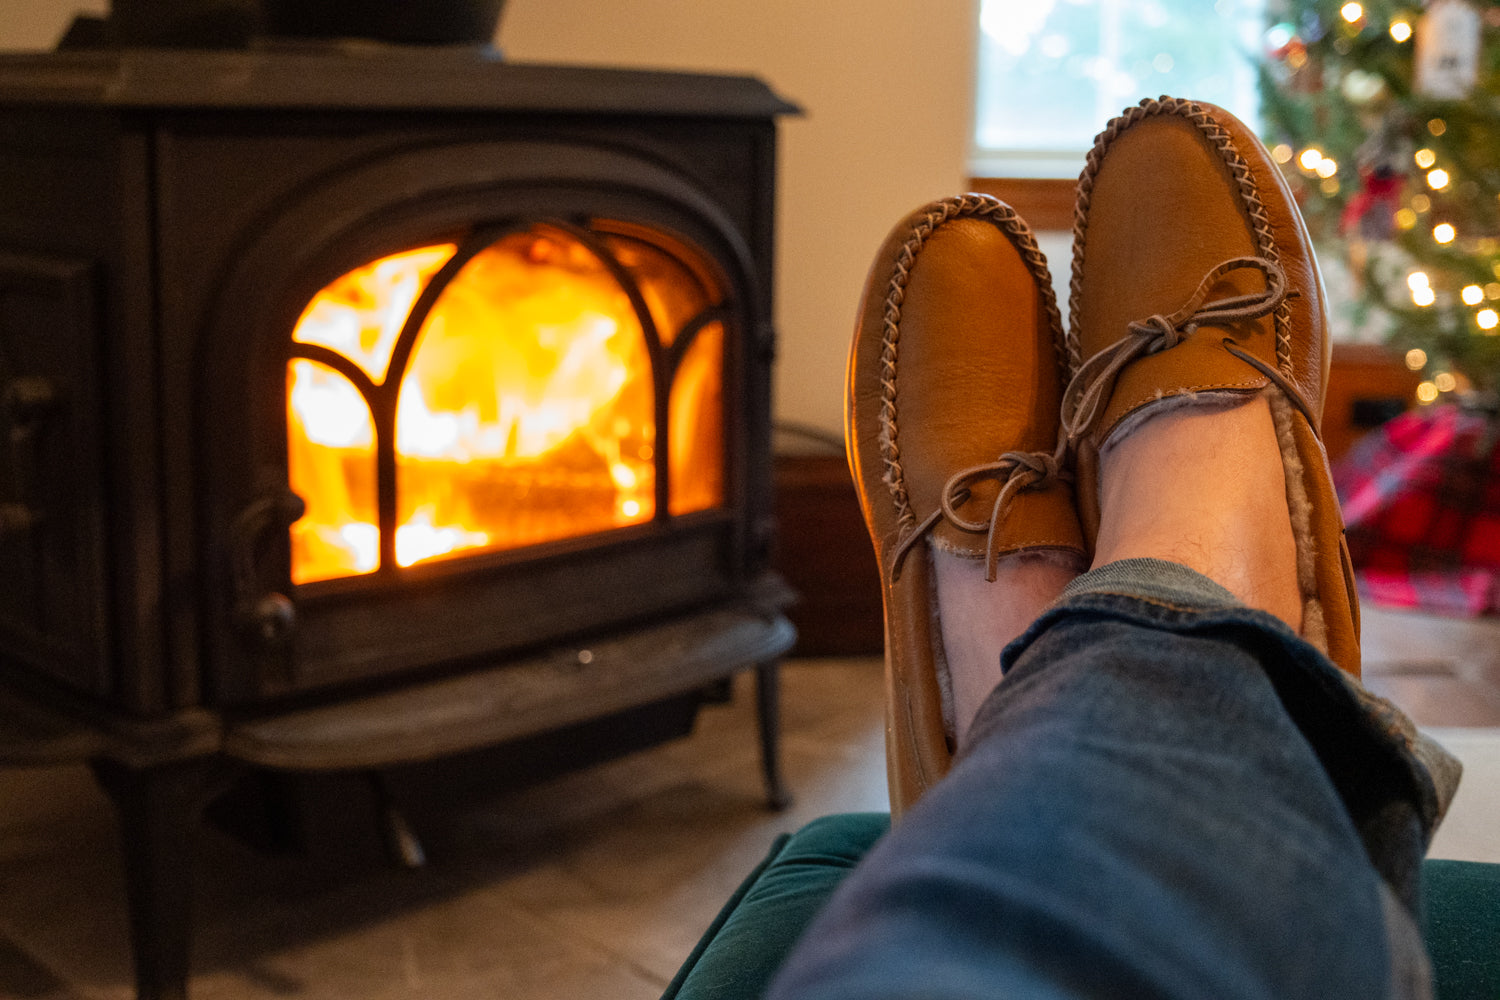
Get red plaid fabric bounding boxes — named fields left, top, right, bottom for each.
left=1333, top=404, right=1500, bottom=616
left=1355, top=567, right=1500, bottom=617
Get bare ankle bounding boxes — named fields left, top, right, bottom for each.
left=934, top=549, right=1081, bottom=744
left=1093, top=395, right=1303, bottom=630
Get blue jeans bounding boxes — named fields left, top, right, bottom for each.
left=768, top=559, right=1462, bottom=1000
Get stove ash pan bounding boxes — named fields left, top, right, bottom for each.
left=0, top=52, right=795, bottom=717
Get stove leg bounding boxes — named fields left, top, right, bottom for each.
left=365, top=771, right=426, bottom=869
left=754, top=660, right=791, bottom=810
left=91, top=757, right=214, bottom=1000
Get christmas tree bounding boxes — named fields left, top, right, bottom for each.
left=1259, top=0, right=1500, bottom=404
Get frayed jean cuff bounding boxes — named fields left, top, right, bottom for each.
left=991, top=556, right=1461, bottom=917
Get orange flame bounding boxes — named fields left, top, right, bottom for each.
left=287, top=229, right=724, bottom=585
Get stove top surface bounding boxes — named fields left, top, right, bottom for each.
left=0, top=48, right=800, bottom=117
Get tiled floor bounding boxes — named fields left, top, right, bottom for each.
left=0, top=609, right=1497, bottom=1000
left=1361, top=603, right=1500, bottom=728
left=0, top=660, right=889, bottom=1000
left=1357, top=604, right=1500, bottom=865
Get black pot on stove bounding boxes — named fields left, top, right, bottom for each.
left=261, top=0, right=506, bottom=45
left=98, top=0, right=506, bottom=48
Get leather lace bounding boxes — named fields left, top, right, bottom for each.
left=887, top=256, right=1314, bottom=587
left=1059, top=256, right=1304, bottom=451
left=889, top=447, right=1070, bottom=583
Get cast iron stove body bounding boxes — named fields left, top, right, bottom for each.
left=0, top=47, right=796, bottom=1000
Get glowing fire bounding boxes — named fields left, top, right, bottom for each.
left=287, top=229, right=723, bottom=585
left=293, top=245, right=456, bottom=382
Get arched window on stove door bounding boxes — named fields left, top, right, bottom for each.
left=283, top=220, right=729, bottom=586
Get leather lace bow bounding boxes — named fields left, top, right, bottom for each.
left=887, top=255, right=1316, bottom=587
left=889, top=447, right=1070, bottom=583
left=1059, top=255, right=1293, bottom=451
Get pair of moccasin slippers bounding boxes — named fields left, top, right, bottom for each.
left=847, top=97, right=1361, bottom=815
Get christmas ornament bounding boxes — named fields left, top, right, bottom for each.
left=1341, top=113, right=1413, bottom=240
left=1264, top=20, right=1311, bottom=71
left=1264, top=21, right=1298, bottom=59
left=1414, top=0, right=1482, bottom=100
left=1298, top=10, right=1328, bottom=43
left=1340, top=68, right=1387, bottom=105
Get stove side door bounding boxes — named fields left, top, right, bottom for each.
left=0, top=252, right=110, bottom=696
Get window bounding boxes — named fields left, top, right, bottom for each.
left=974, top=0, right=1267, bottom=178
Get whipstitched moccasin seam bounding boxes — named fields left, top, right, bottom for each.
left=1065, top=95, right=1360, bottom=677
left=848, top=194, right=1085, bottom=815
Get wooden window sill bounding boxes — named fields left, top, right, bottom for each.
left=967, top=176, right=1077, bottom=230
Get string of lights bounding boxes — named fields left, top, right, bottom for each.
left=1260, top=0, right=1500, bottom=406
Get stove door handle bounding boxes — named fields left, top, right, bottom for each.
left=0, top=375, right=59, bottom=537
left=231, top=487, right=306, bottom=648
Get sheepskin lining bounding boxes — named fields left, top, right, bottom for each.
left=1270, top=391, right=1326, bottom=653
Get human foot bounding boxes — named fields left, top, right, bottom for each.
left=847, top=195, right=1085, bottom=813
left=1092, top=395, right=1302, bottom=630
left=1065, top=97, right=1359, bottom=674
left=934, top=550, right=1080, bottom=745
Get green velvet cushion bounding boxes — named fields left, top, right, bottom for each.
left=665, top=812, right=1500, bottom=1000
left=1422, top=858, right=1500, bottom=999
left=660, top=813, right=889, bottom=1000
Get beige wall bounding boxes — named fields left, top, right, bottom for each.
left=503, top=3, right=976, bottom=438
left=3, top=1, right=977, bottom=437
left=6, top=0, right=106, bottom=48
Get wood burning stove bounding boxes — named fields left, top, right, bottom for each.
left=0, top=47, right=796, bottom=1000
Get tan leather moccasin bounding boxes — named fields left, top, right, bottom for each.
left=1064, top=96, right=1360, bottom=677
left=848, top=195, right=1086, bottom=816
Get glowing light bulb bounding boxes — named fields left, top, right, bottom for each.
left=1390, top=20, right=1412, bottom=42
left=1412, top=286, right=1436, bottom=307
left=1462, top=285, right=1484, bottom=305
left=1479, top=309, right=1500, bottom=330
left=1428, top=168, right=1450, bottom=189
left=1316, top=158, right=1338, bottom=178
left=1298, top=148, right=1324, bottom=171
left=1341, top=2, right=1363, bottom=22
left=1415, top=148, right=1436, bottom=168
left=1434, top=372, right=1458, bottom=392
left=1272, top=143, right=1293, bottom=164
left=1411, top=194, right=1432, bottom=213
left=1404, top=348, right=1427, bottom=370
left=1434, top=223, right=1456, bottom=244
left=1429, top=118, right=1447, bottom=136
left=1395, top=208, right=1417, bottom=230
left=1416, top=382, right=1440, bottom=403
left=1407, top=271, right=1431, bottom=291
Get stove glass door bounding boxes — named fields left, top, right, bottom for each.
left=286, top=221, right=726, bottom=586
